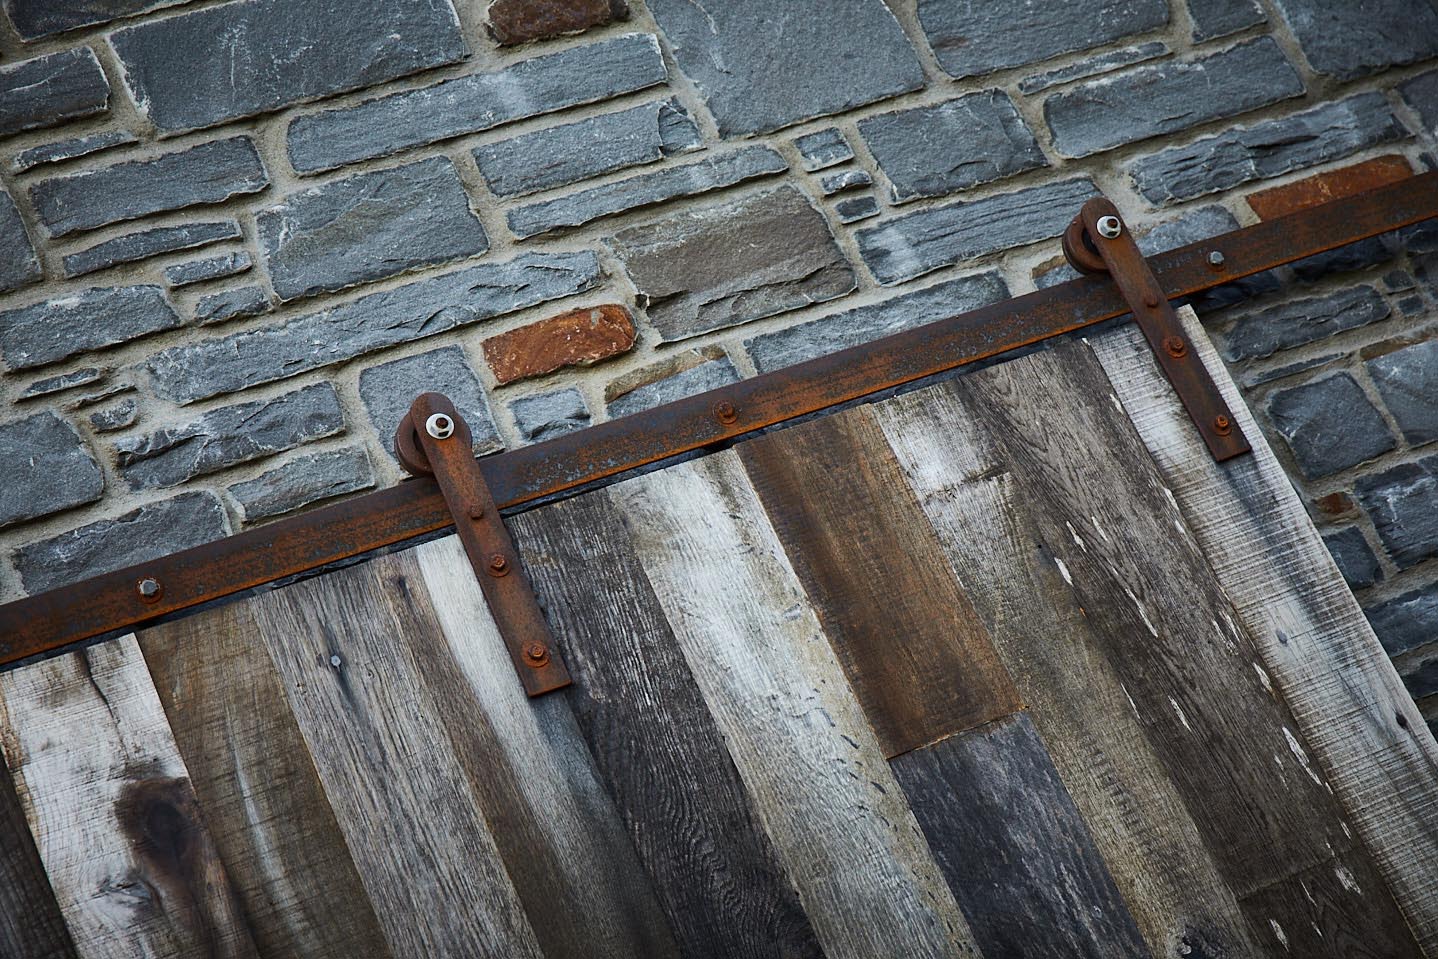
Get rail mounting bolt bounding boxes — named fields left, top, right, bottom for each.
left=1096, top=215, right=1122, bottom=239
left=425, top=412, right=455, bottom=440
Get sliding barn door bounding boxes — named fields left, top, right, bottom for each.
left=2, top=309, right=1435, bottom=959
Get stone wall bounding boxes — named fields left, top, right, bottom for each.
left=0, top=0, right=1436, bottom=725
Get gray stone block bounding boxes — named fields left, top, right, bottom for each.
left=9, top=131, right=138, bottom=175
left=63, top=221, right=241, bottom=279
left=1357, top=455, right=1438, bottom=569
left=794, top=129, right=854, bottom=172
left=359, top=346, right=502, bottom=458
left=917, top=0, right=1169, bottom=78
left=509, top=388, right=590, bottom=442
left=1402, top=657, right=1438, bottom=700
left=508, top=145, right=787, bottom=239
left=19, top=367, right=106, bottom=400
left=1400, top=71, right=1438, bottom=138
left=1045, top=38, right=1303, bottom=158
left=1322, top=527, right=1382, bottom=589
left=608, top=357, right=739, bottom=418
left=29, top=137, right=268, bottom=238
left=195, top=286, right=270, bottom=326
left=608, top=185, right=853, bottom=342
left=1128, top=92, right=1408, bottom=204
left=1368, top=339, right=1438, bottom=447
left=259, top=156, right=488, bottom=303
left=1222, top=285, right=1389, bottom=362
left=819, top=170, right=872, bottom=196
left=1271, top=0, right=1438, bottom=80
left=1017, top=42, right=1168, bottom=95
left=856, top=177, right=1099, bottom=286
left=1365, top=582, right=1438, bottom=656
left=116, top=383, right=345, bottom=490
left=14, top=491, right=229, bottom=595
left=165, top=251, right=253, bottom=288
left=287, top=33, right=667, bottom=174
left=0, top=48, right=109, bottom=136
left=746, top=272, right=1009, bottom=373
left=1188, top=0, right=1265, bottom=40
left=0, top=285, right=181, bottom=371
left=1, top=0, right=189, bottom=40
left=0, top=411, right=103, bottom=529
left=149, top=251, right=600, bottom=404
left=229, top=447, right=375, bottom=522
left=1290, top=236, right=1394, bottom=284
left=1267, top=373, right=1396, bottom=479
left=859, top=92, right=1046, bottom=203
left=0, top=189, right=40, bottom=294
left=646, top=0, right=924, bottom=137
left=89, top=399, right=137, bottom=434
left=834, top=196, right=880, bottom=224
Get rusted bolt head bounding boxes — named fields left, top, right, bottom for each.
left=425, top=412, right=455, bottom=440
left=1208, top=250, right=1226, bottom=268
left=468, top=504, right=484, bottom=520
left=1213, top=414, right=1233, bottom=435
left=714, top=400, right=738, bottom=425
left=1144, top=292, right=1160, bottom=308
left=487, top=553, right=510, bottom=577
left=137, top=577, right=162, bottom=602
left=1096, top=215, right=1122, bottom=239
left=522, top=642, right=550, bottom=667
left=1163, top=335, right=1188, bottom=358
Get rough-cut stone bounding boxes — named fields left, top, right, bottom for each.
left=509, top=388, right=590, bottom=442
left=508, top=145, right=787, bottom=239
left=1222, top=286, right=1389, bottom=362
left=1357, top=455, right=1438, bottom=569
left=1368, top=339, right=1438, bottom=446
left=9, top=131, right=138, bottom=175
left=0, top=286, right=181, bottom=371
left=859, top=93, right=1046, bottom=203
left=0, top=411, right=103, bottom=529
left=608, top=357, right=739, bottom=418
left=1402, top=657, right=1438, bottom=700
left=746, top=272, right=1009, bottom=373
left=1128, top=92, right=1408, bottom=204
left=0, top=48, right=110, bottom=137
left=482, top=304, right=636, bottom=385
left=1188, top=0, right=1265, bottom=40
left=110, top=0, right=467, bottom=135
left=1037, top=204, right=1241, bottom=289
left=195, top=286, right=270, bottom=326
left=287, top=34, right=667, bottom=174
left=359, top=346, right=502, bottom=458
left=89, top=399, right=137, bottom=434
left=1017, top=42, right=1168, bottom=95
left=474, top=98, right=702, bottom=198
left=14, top=491, right=229, bottom=595
left=229, top=447, right=375, bottom=522
left=795, top=129, right=854, bottom=172
left=1271, top=0, right=1438, bottom=80
left=63, top=221, right=241, bottom=279
left=259, top=156, right=488, bottom=303
left=857, top=177, right=1099, bottom=286
left=834, top=196, right=880, bottom=224
left=1323, top=527, right=1382, bottom=589
left=1, top=0, right=188, bottom=40
left=19, top=367, right=107, bottom=400
left=29, top=137, right=268, bottom=238
left=0, top=189, right=40, bottom=294
left=1242, top=354, right=1340, bottom=388
left=1366, top=583, right=1438, bottom=657
left=69, top=383, right=133, bottom=411
left=1045, top=38, right=1303, bottom=158
left=116, top=383, right=344, bottom=490
left=1246, top=156, right=1414, bottom=221
left=819, top=169, right=872, bottom=196
left=1267, top=373, right=1396, bottom=479
left=149, top=252, right=600, bottom=404
left=646, top=0, right=923, bottom=137
left=917, top=0, right=1169, bottom=78
left=487, top=0, right=627, bottom=45
left=1291, top=237, right=1394, bottom=284
left=165, top=251, right=253, bottom=288
left=1400, top=71, right=1438, bottom=138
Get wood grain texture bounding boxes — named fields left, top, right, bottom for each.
left=891, top=712, right=1150, bottom=959
left=1091, top=307, right=1438, bottom=954
left=612, top=451, right=979, bottom=959
left=511, top=495, right=826, bottom=959
left=738, top=407, right=1021, bottom=758
left=0, top=750, right=77, bottom=959
left=0, top=635, right=258, bottom=959
left=247, top=554, right=544, bottom=959
left=138, top=601, right=390, bottom=959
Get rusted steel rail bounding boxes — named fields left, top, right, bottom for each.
left=3, top=171, right=1436, bottom=664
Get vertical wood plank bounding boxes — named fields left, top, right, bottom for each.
left=0, top=753, right=77, bottom=959
left=511, top=496, right=826, bottom=959
left=613, top=451, right=979, bottom=959
left=138, top=601, right=391, bottom=959
left=737, top=407, right=1021, bottom=757
left=0, top=636, right=258, bottom=959
left=1091, top=307, right=1438, bottom=953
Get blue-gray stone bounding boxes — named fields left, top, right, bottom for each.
left=1267, top=373, right=1396, bottom=479
left=89, top=399, right=137, bottom=434
left=646, top=0, right=924, bottom=137
left=1323, top=527, right=1382, bottom=589
left=1270, top=0, right=1438, bottom=80
left=287, top=33, right=667, bottom=174
left=228, top=447, right=375, bottom=522
left=0, top=189, right=40, bottom=294
left=0, top=48, right=109, bottom=136
left=9, top=131, right=138, bottom=175
left=1242, top=355, right=1339, bottom=388
left=1290, top=236, right=1394, bottom=284
left=19, top=367, right=106, bottom=400
left=834, top=196, right=880, bottom=224
left=358, top=346, right=501, bottom=458
left=0, top=411, right=103, bottom=529
left=794, top=128, right=854, bottom=172
left=63, top=221, right=241, bottom=278
left=0, top=285, right=181, bottom=371
left=1017, top=43, right=1169, bottom=95
left=1188, top=0, right=1266, bottom=40
left=1356, top=455, right=1438, bottom=570
left=110, top=0, right=468, bottom=135
left=165, top=251, right=253, bottom=288
left=819, top=169, right=872, bottom=196
left=1, top=0, right=189, bottom=40
left=29, top=137, right=268, bottom=238
left=149, top=251, right=602, bottom=404
left=195, top=286, right=270, bottom=326
left=1400, top=71, right=1438, bottom=139
left=1365, top=583, right=1438, bottom=657
left=609, top=357, right=739, bottom=418
left=1401, top=658, right=1438, bottom=700
left=1368, top=339, right=1438, bottom=447
left=1222, top=285, right=1389, bottom=362
left=258, top=156, right=488, bottom=303
left=856, top=177, right=1100, bottom=286
left=1045, top=38, right=1303, bottom=158
left=509, top=388, right=590, bottom=443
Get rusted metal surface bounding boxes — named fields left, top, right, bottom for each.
left=2, top=171, right=1436, bottom=666
left=396, top=393, right=572, bottom=697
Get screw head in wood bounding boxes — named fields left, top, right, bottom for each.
left=523, top=642, right=550, bottom=668
left=1096, top=215, right=1122, bottom=239
left=425, top=412, right=455, bottom=440
left=1163, top=335, right=1188, bottom=358
left=137, top=577, right=162, bottom=602
left=487, top=553, right=510, bottom=576
left=1213, top=414, right=1233, bottom=435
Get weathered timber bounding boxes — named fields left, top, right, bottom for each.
left=0, top=754, right=77, bottom=959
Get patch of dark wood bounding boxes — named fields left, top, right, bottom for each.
left=0, top=757, right=76, bottom=959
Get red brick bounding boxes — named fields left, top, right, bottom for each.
left=1312, top=491, right=1360, bottom=521
left=485, top=0, right=628, bottom=46
left=1245, top=155, right=1414, bottom=221
left=483, top=304, right=636, bottom=385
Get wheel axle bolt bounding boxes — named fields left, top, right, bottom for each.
left=1096, top=215, right=1122, bottom=239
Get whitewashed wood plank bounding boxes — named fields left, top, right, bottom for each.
left=611, top=451, right=979, bottom=959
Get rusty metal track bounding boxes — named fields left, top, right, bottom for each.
left=3, top=171, right=1436, bottom=665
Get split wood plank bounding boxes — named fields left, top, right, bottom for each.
left=611, top=451, right=979, bottom=959
left=510, top=495, right=826, bottom=959
left=0, top=635, right=258, bottom=959
left=737, top=407, right=1021, bottom=758
left=1091, top=307, right=1438, bottom=954
left=138, top=600, right=391, bottom=959
left=0, top=749, right=77, bottom=959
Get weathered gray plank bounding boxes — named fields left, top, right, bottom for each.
left=1090, top=306, right=1438, bottom=953
left=0, top=753, right=77, bottom=959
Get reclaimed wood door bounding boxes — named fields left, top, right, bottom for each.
left=3, top=309, right=1436, bottom=959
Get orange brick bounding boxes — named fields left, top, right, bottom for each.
left=483, top=304, right=636, bottom=385
left=1245, top=155, right=1414, bottom=221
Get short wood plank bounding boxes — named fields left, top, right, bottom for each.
left=891, top=712, right=1149, bottom=959
left=0, top=751, right=77, bottom=959
left=1091, top=307, right=1438, bottom=953
left=138, top=601, right=391, bottom=959
left=0, top=635, right=258, bottom=959
left=737, top=407, right=1022, bottom=757
left=246, top=555, right=544, bottom=959
left=612, top=451, right=979, bottom=959
left=510, top=496, right=826, bottom=959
